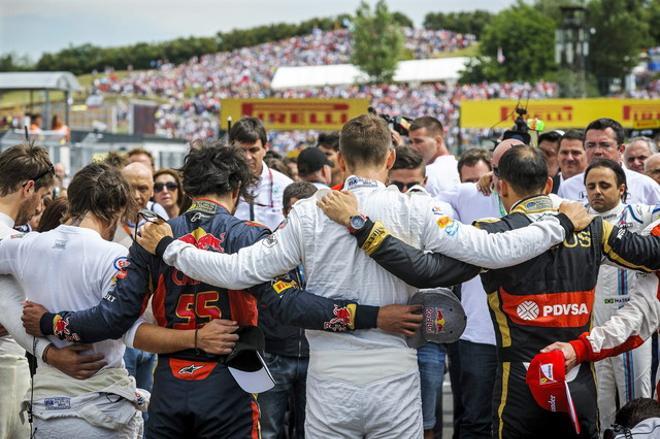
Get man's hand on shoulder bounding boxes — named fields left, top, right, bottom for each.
left=377, top=304, right=423, bottom=337
left=137, top=221, right=173, bottom=255
left=44, top=344, right=107, bottom=380
left=558, top=201, right=593, bottom=232
left=317, top=190, right=359, bottom=227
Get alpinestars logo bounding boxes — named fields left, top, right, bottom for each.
left=179, top=364, right=203, bottom=374
left=548, top=395, right=557, bottom=412
left=516, top=301, right=540, bottom=320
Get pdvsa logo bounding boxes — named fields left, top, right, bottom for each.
left=544, top=304, right=588, bottom=316
left=516, top=300, right=589, bottom=321
left=516, top=301, right=540, bottom=320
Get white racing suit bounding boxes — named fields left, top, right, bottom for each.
left=589, top=203, right=660, bottom=431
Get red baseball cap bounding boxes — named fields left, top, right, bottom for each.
left=525, top=350, right=581, bottom=435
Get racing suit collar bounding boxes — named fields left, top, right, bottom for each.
left=343, top=175, right=385, bottom=191
left=0, top=211, right=15, bottom=229
left=187, top=198, right=231, bottom=216
left=587, top=202, right=624, bottom=219
left=510, top=194, right=554, bottom=215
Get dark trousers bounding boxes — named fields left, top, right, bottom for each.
left=458, top=340, right=497, bottom=439
left=147, top=358, right=259, bottom=438
left=259, top=353, right=308, bottom=439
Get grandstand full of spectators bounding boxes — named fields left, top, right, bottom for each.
left=90, top=28, right=655, bottom=151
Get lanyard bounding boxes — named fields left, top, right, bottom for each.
left=246, top=167, right=274, bottom=221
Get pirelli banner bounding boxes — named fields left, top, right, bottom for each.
left=220, top=98, right=370, bottom=131
left=460, top=99, right=660, bottom=130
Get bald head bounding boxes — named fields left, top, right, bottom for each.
left=492, top=139, right=526, bottom=167
left=645, top=153, right=660, bottom=185
left=122, top=162, right=153, bottom=209
left=492, top=139, right=527, bottom=187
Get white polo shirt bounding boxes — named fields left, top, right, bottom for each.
left=234, top=161, right=293, bottom=231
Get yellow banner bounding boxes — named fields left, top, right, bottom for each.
left=221, top=98, right=370, bottom=131
left=459, top=99, right=660, bottom=129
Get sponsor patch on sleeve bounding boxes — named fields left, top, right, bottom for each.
left=272, top=279, right=297, bottom=294
left=53, top=315, right=80, bottom=342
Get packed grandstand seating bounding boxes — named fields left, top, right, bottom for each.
left=90, top=27, right=658, bottom=151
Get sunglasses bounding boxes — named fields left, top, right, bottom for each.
left=23, top=164, right=55, bottom=187
left=154, top=182, right=178, bottom=193
left=391, top=181, right=422, bottom=192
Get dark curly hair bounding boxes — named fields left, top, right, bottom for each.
left=181, top=142, right=258, bottom=201
left=66, top=162, right=136, bottom=226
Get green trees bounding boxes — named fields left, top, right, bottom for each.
left=458, top=0, right=658, bottom=90
left=460, top=1, right=557, bottom=83
left=423, top=10, right=493, bottom=38
left=587, top=0, right=652, bottom=94
left=350, top=0, right=404, bottom=82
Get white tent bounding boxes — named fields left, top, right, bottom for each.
left=271, top=57, right=469, bottom=90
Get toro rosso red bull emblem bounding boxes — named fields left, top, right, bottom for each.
left=323, top=305, right=353, bottom=332
left=180, top=228, right=225, bottom=252
left=53, top=315, right=80, bottom=342
left=425, top=307, right=446, bottom=334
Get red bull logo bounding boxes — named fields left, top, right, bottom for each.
left=425, top=307, right=446, bottom=334
left=179, top=228, right=225, bottom=252
left=323, top=305, right=354, bottom=332
left=436, top=309, right=446, bottom=331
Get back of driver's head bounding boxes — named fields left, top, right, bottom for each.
left=339, top=114, right=392, bottom=169
left=181, top=142, right=257, bottom=200
left=67, top=162, right=134, bottom=224
left=498, top=145, right=548, bottom=196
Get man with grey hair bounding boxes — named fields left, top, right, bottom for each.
left=624, top=136, right=657, bottom=173
left=645, top=153, right=660, bottom=185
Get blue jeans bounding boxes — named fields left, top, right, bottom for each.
left=458, top=340, right=497, bottom=439
left=417, top=343, right=446, bottom=431
left=259, top=353, right=308, bottom=439
left=124, top=347, right=156, bottom=426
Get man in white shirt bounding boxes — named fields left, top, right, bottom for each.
left=230, top=117, right=293, bottom=230
left=408, top=116, right=460, bottom=199
left=559, top=118, right=660, bottom=204
left=0, top=143, right=54, bottom=438
left=138, top=115, right=585, bottom=438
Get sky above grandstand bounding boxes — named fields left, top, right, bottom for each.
left=0, top=0, right=515, bottom=60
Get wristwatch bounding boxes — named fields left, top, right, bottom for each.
left=347, top=214, right=368, bottom=235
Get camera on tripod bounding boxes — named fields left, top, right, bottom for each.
left=368, top=107, right=413, bottom=136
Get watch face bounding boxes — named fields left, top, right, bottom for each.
left=350, top=215, right=366, bottom=230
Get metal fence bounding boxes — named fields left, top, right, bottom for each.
left=0, top=129, right=188, bottom=175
